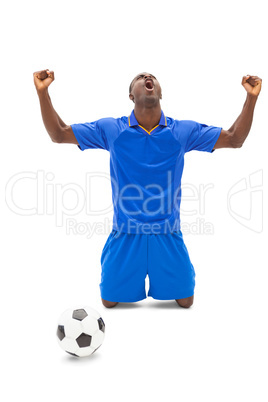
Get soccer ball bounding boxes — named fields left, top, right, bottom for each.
left=56, top=306, right=105, bottom=357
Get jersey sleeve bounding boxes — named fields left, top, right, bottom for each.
left=70, top=119, right=110, bottom=151
left=176, top=120, right=222, bottom=153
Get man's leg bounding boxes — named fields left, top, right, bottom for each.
left=101, top=298, right=118, bottom=308
left=100, top=231, right=147, bottom=305
left=147, top=231, right=196, bottom=303
left=175, top=295, right=194, bottom=308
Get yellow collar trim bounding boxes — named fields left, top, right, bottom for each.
left=138, top=125, right=159, bottom=135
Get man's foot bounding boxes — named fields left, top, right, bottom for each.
left=101, top=298, right=118, bottom=308
left=175, top=295, right=194, bottom=308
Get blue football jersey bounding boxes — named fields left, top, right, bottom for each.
left=71, top=110, right=222, bottom=234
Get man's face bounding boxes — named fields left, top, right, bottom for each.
left=129, top=72, right=162, bottom=105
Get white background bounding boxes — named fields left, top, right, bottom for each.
left=1, top=0, right=267, bottom=400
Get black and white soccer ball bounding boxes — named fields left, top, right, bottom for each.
left=56, top=306, right=105, bottom=357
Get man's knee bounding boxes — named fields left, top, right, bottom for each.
left=175, top=295, right=194, bottom=308
left=101, top=298, right=118, bottom=308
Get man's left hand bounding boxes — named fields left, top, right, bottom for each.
left=242, top=75, right=262, bottom=97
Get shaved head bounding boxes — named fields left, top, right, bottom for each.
left=129, top=72, right=157, bottom=94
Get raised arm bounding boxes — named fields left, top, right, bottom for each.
left=33, top=69, right=78, bottom=144
left=213, top=75, right=262, bottom=149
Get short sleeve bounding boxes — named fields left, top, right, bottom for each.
left=70, top=119, right=109, bottom=151
left=174, top=120, right=222, bottom=153
left=184, top=121, right=222, bottom=153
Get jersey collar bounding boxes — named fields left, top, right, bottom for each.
left=128, top=109, right=167, bottom=127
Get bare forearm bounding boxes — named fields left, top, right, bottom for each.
left=37, top=89, right=65, bottom=141
left=46, top=91, right=66, bottom=128
left=229, top=93, right=258, bottom=148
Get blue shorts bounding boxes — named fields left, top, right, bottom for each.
left=99, top=229, right=196, bottom=302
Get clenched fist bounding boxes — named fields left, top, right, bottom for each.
left=33, top=69, right=55, bottom=92
left=242, top=75, right=262, bottom=97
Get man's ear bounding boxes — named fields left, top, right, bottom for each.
left=129, top=94, right=135, bottom=103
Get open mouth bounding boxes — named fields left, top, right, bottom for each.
left=145, top=79, right=154, bottom=91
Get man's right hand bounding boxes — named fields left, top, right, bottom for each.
left=33, top=68, right=78, bottom=145
left=33, top=69, right=54, bottom=92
